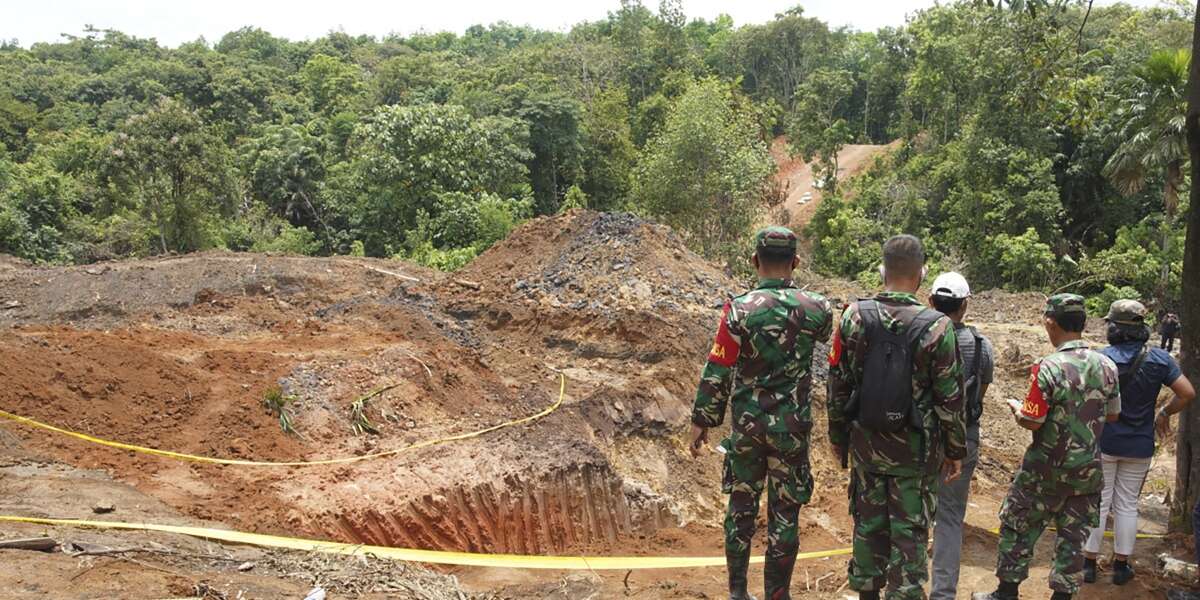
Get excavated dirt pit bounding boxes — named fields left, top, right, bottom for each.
left=0, top=212, right=753, bottom=596
left=0, top=211, right=1191, bottom=599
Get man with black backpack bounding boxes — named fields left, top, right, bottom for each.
left=928, top=272, right=994, bottom=600
left=828, top=235, right=966, bottom=600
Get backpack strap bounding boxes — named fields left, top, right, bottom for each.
left=1118, top=346, right=1150, bottom=389
left=904, top=307, right=942, bottom=459
left=858, top=299, right=881, bottom=332
left=857, top=299, right=889, bottom=350
left=905, top=308, right=943, bottom=349
left=964, top=326, right=983, bottom=381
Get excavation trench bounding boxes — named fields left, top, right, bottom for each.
left=328, top=463, right=682, bottom=555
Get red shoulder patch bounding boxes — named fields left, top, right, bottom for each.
left=707, top=304, right=740, bottom=367
left=1021, top=363, right=1048, bottom=419
left=828, top=320, right=843, bottom=366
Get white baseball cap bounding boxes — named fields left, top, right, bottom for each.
left=931, top=272, right=971, bottom=299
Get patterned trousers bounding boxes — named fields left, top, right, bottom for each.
left=995, top=480, right=1099, bottom=594
left=722, top=429, right=813, bottom=600
left=847, top=468, right=936, bottom=600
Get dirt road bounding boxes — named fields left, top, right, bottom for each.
left=770, top=138, right=895, bottom=230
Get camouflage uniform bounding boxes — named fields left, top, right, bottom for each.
left=828, top=292, right=966, bottom=600
left=692, top=227, right=834, bottom=600
left=993, top=295, right=1121, bottom=596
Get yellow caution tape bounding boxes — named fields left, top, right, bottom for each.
left=0, top=515, right=850, bottom=570
left=0, top=375, right=565, bottom=467
left=0, top=515, right=1168, bottom=570
left=986, top=527, right=1164, bottom=540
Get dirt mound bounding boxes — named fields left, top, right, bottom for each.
left=0, top=212, right=738, bottom=570
left=462, top=210, right=736, bottom=315
left=0, top=253, right=28, bottom=271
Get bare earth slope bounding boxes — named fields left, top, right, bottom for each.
left=769, top=138, right=898, bottom=231
left=0, top=211, right=1189, bottom=599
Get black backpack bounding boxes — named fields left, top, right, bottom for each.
left=961, top=326, right=985, bottom=425
left=856, top=300, right=943, bottom=433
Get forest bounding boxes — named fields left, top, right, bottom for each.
left=0, top=0, right=1193, bottom=308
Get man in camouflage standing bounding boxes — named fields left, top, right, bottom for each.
left=974, top=294, right=1121, bottom=600
left=828, top=234, right=966, bottom=600
left=689, top=226, right=833, bottom=600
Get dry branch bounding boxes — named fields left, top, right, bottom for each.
left=0, top=537, right=56, bottom=551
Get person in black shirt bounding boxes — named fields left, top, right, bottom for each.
left=1160, top=312, right=1181, bottom=353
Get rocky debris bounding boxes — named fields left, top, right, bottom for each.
left=463, top=211, right=738, bottom=317
left=1159, top=554, right=1199, bottom=582
left=0, top=252, right=438, bottom=328
left=258, top=550, right=474, bottom=599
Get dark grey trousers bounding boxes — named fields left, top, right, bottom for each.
left=930, top=429, right=980, bottom=600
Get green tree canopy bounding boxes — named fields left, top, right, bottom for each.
left=633, top=78, right=775, bottom=262
left=346, top=103, right=532, bottom=255
left=98, top=97, right=236, bottom=253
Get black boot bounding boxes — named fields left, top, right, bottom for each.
left=1050, top=592, right=1073, bottom=600
left=729, top=589, right=758, bottom=600
left=1083, top=557, right=1096, bottom=584
left=728, top=553, right=757, bottom=600
left=763, top=553, right=795, bottom=600
left=972, top=580, right=1019, bottom=600
left=857, top=591, right=880, bottom=600
left=1112, top=560, right=1135, bottom=586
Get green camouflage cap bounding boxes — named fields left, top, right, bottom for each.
left=1044, top=293, right=1087, bottom=317
left=1105, top=299, right=1147, bottom=325
left=754, top=226, right=798, bottom=252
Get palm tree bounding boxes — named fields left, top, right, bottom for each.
left=1104, top=48, right=1190, bottom=297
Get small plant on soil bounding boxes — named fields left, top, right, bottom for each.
left=262, top=387, right=298, bottom=434
left=347, top=384, right=400, bottom=436
left=349, top=397, right=380, bottom=436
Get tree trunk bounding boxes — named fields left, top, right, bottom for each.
left=1162, top=160, right=1183, bottom=298
left=863, top=86, right=871, bottom=142
left=1172, top=0, right=1200, bottom=535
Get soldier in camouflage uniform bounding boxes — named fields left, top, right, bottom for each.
left=973, top=294, right=1121, bottom=600
left=828, top=234, right=966, bottom=600
left=690, top=226, right=834, bottom=600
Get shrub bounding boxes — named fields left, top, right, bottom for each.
left=402, top=241, right=477, bottom=272
left=985, top=228, right=1060, bottom=291
left=1086, top=284, right=1143, bottom=317
left=251, top=224, right=321, bottom=255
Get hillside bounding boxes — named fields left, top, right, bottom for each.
left=0, top=211, right=1186, bottom=599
